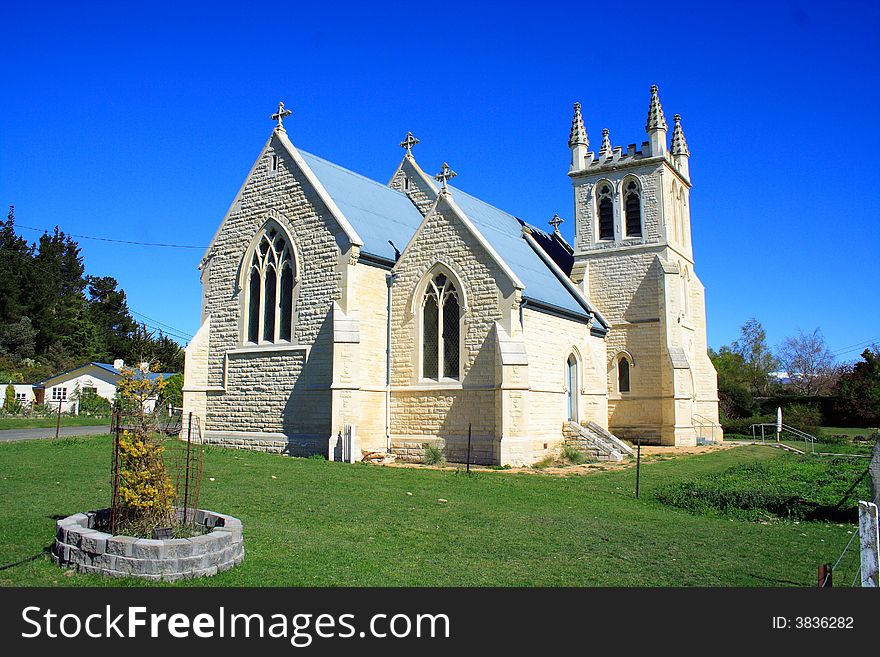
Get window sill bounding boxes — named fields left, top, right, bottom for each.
left=227, top=343, right=308, bottom=356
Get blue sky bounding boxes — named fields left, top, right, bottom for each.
left=2, top=1, right=878, bottom=361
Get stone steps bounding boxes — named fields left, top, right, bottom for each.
left=563, top=421, right=632, bottom=462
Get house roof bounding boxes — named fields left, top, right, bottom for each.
left=298, top=149, right=602, bottom=324
left=39, top=362, right=179, bottom=387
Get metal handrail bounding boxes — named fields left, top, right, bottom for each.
left=692, top=413, right=721, bottom=442
left=750, top=422, right=816, bottom=453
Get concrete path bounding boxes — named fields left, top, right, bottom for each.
left=0, top=425, right=110, bottom=443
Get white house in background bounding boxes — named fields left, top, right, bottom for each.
left=3, top=383, right=36, bottom=408
left=34, top=360, right=178, bottom=414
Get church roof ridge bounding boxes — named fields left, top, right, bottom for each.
left=299, top=148, right=597, bottom=320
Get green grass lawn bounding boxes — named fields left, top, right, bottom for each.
left=0, top=416, right=111, bottom=430
left=0, top=436, right=863, bottom=587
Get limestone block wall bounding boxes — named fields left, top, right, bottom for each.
left=521, top=307, right=608, bottom=457
left=348, top=262, right=391, bottom=453
left=389, top=199, right=514, bottom=463
left=197, top=134, right=347, bottom=451
left=572, top=162, right=664, bottom=254
left=389, top=157, right=437, bottom=216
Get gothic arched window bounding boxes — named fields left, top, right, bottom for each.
left=597, top=183, right=614, bottom=240
left=624, top=179, right=642, bottom=237
left=618, top=356, right=631, bottom=393
left=245, top=224, right=295, bottom=344
left=422, top=272, right=461, bottom=380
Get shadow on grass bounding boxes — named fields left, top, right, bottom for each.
left=0, top=546, right=51, bottom=571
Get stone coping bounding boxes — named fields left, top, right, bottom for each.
left=51, top=507, right=244, bottom=581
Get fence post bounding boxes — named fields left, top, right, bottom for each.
left=858, top=501, right=879, bottom=587
left=818, top=563, right=832, bottom=587
left=466, top=423, right=472, bottom=474
left=869, top=441, right=880, bottom=509
left=55, top=397, right=63, bottom=440
left=635, top=437, right=642, bottom=499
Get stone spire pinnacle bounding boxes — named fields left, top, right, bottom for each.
left=671, top=114, right=689, bottom=157
left=568, top=102, right=591, bottom=172
left=599, top=128, right=612, bottom=156
left=568, top=102, right=589, bottom=149
left=645, top=84, right=668, bottom=132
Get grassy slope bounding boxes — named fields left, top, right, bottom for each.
left=0, top=436, right=860, bottom=587
left=0, top=416, right=110, bottom=430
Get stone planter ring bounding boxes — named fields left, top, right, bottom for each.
left=51, top=508, right=244, bottom=581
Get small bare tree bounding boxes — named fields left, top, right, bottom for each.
left=777, top=328, right=836, bottom=396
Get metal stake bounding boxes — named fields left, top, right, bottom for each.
left=635, top=437, right=642, bottom=499
left=466, top=423, right=472, bottom=474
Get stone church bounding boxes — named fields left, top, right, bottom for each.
left=181, top=85, right=722, bottom=466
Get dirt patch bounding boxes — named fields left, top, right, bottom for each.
left=371, top=443, right=739, bottom=477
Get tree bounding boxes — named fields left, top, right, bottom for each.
left=835, top=347, right=880, bottom=427
left=776, top=328, right=836, bottom=395
left=86, top=275, right=136, bottom=360
left=732, top=318, right=778, bottom=397
left=0, top=206, right=35, bottom=326
left=3, top=383, right=19, bottom=414
left=159, top=373, right=183, bottom=408
left=709, top=346, right=756, bottom=419
left=0, top=316, right=37, bottom=360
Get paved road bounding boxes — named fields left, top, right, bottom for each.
left=0, top=425, right=110, bottom=443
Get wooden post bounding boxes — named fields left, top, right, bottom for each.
left=858, top=501, right=879, bottom=587
left=466, top=423, right=472, bottom=474
left=869, top=441, right=880, bottom=509
left=55, top=397, right=63, bottom=440
left=635, top=437, right=641, bottom=499
left=818, top=563, right=832, bottom=587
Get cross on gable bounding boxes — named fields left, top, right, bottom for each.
left=271, top=102, right=292, bottom=130
left=549, top=214, right=564, bottom=232
left=400, top=132, right=419, bottom=155
left=434, top=162, right=457, bottom=191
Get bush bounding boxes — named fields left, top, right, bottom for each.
left=77, top=392, right=112, bottom=416
left=721, top=415, right=773, bottom=436
left=783, top=403, right=823, bottom=437
left=159, top=373, right=183, bottom=409
left=422, top=443, right=446, bottom=466
left=654, top=457, right=869, bottom=521
left=561, top=444, right=589, bottom=465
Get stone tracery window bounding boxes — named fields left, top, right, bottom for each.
left=597, top=182, right=614, bottom=241
left=624, top=178, right=642, bottom=237
left=245, top=224, right=295, bottom=344
left=422, top=272, right=461, bottom=380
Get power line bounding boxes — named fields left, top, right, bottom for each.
left=15, top=223, right=208, bottom=250
left=830, top=337, right=880, bottom=358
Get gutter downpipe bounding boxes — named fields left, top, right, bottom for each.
left=385, top=272, right=396, bottom=453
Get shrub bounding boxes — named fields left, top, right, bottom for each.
left=422, top=443, right=446, bottom=466
left=654, top=457, right=869, bottom=521
left=115, top=430, right=175, bottom=537
left=783, top=403, right=823, bottom=437
left=561, top=444, right=589, bottom=465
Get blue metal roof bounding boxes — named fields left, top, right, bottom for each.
left=299, top=150, right=591, bottom=321
left=299, top=151, right=423, bottom=263
left=93, top=363, right=178, bottom=381
left=447, top=186, right=588, bottom=317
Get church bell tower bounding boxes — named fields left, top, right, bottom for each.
left=567, top=86, right=721, bottom=446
